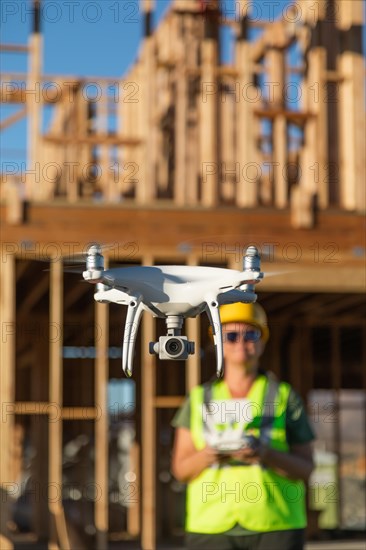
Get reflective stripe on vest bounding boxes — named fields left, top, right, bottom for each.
left=186, top=375, right=307, bottom=534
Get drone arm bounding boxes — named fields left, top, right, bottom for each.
left=205, top=298, right=224, bottom=378
left=217, top=288, right=257, bottom=305
left=122, top=296, right=144, bottom=377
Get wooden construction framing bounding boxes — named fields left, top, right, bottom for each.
left=1, top=0, right=365, bottom=222
left=0, top=234, right=365, bottom=549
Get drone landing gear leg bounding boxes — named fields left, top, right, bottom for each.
left=206, top=299, right=224, bottom=378
left=122, top=297, right=144, bottom=377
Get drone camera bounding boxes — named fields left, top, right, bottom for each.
left=149, top=336, right=195, bottom=360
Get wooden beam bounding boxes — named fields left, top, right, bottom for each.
left=185, top=15, right=200, bottom=205
left=43, top=134, right=140, bottom=146
left=95, top=269, right=109, bottom=550
left=220, top=78, right=236, bottom=202
left=266, top=47, right=287, bottom=208
left=235, top=39, right=257, bottom=206
left=0, top=44, right=29, bottom=52
left=200, top=35, right=218, bottom=206
left=0, top=107, right=27, bottom=131
left=0, top=251, right=15, bottom=550
left=186, top=255, right=200, bottom=390
left=48, top=259, right=69, bottom=550
left=300, top=47, right=328, bottom=207
left=141, top=255, right=156, bottom=550
left=98, top=82, right=114, bottom=202
left=254, top=109, right=311, bottom=123
left=153, top=396, right=185, bottom=408
left=290, top=185, right=315, bottom=228
left=338, top=52, right=365, bottom=211
left=337, top=0, right=364, bottom=29
left=127, top=442, right=140, bottom=536
left=27, top=31, right=43, bottom=200
left=136, top=28, right=155, bottom=204
left=174, top=34, right=187, bottom=206
left=11, top=403, right=99, bottom=419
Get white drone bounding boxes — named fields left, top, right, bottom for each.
left=82, top=245, right=263, bottom=377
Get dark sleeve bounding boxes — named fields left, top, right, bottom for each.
left=286, top=389, right=315, bottom=445
left=171, top=396, right=191, bottom=429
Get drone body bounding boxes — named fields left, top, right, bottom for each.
left=82, top=245, right=263, bottom=377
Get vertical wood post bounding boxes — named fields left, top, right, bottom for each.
left=174, top=17, right=187, bottom=206
left=137, top=0, right=156, bottom=204
left=301, top=48, right=328, bottom=206
left=235, top=1, right=256, bottom=207
left=95, top=272, right=109, bottom=549
left=141, top=257, right=156, bottom=550
left=99, top=81, right=113, bottom=201
left=186, top=255, right=200, bottom=390
left=200, top=2, right=219, bottom=207
left=267, top=48, right=287, bottom=208
left=337, top=0, right=365, bottom=211
left=48, top=258, right=69, bottom=550
left=0, top=251, right=15, bottom=550
left=27, top=0, right=43, bottom=200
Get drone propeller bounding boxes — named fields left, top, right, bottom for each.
left=61, top=243, right=117, bottom=265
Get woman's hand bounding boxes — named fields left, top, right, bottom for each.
left=230, top=438, right=267, bottom=464
left=171, top=428, right=220, bottom=482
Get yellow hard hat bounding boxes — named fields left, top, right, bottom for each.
left=219, top=302, right=269, bottom=342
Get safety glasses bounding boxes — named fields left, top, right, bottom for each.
left=224, top=329, right=261, bottom=343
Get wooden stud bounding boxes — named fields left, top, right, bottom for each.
left=336, top=0, right=364, bottom=29
left=76, top=84, right=91, bottom=199
left=153, top=396, right=185, bottom=408
left=300, top=48, right=328, bottom=207
left=235, top=39, right=257, bottom=207
left=0, top=251, right=15, bottom=550
left=95, top=267, right=109, bottom=550
left=290, top=185, right=314, bottom=228
left=136, top=21, right=156, bottom=204
left=220, top=77, right=236, bottom=202
left=200, top=36, right=218, bottom=206
left=127, top=442, right=140, bottom=536
left=32, top=333, right=49, bottom=539
left=0, top=107, right=27, bottom=131
left=273, top=114, right=287, bottom=208
left=338, top=52, right=365, bottom=211
left=98, top=81, right=113, bottom=201
left=141, top=255, right=156, bottom=550
left=185, top=15, right=200, bottom=205
left=186, top=255, right=200, bottom=390
left=27, top=31, right=43, bottom=200
left=48, top=258, right=70, bottom=550
left=266, top=48, right=287, bottom=208
left=174, top=19, right=187, bottom=206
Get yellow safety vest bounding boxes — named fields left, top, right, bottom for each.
left=186, top=375, right=307, bottom=533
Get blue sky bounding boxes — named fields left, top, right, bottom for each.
left=1, top=1, right=295, bottom=75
